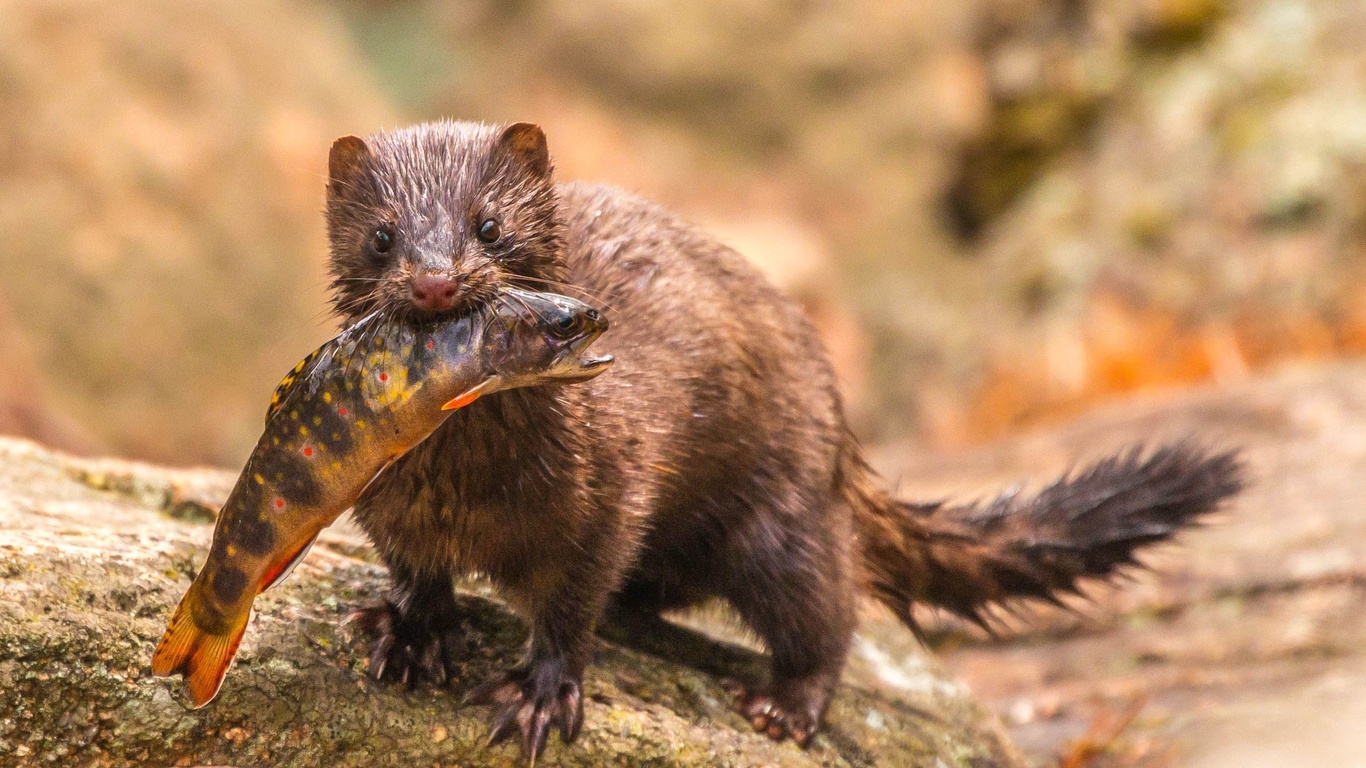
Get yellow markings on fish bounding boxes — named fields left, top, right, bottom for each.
left=227, top=545, right=238, bottom=557
left=361, top=353, right=422, bottom=411
left=253, top=473, right=264, bottom=485
left=322, top=392, right=332, bottom=404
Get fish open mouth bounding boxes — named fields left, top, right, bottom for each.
left=565, top=353, right=614, bottom=380
left=550, top=332, right=614, bottom=382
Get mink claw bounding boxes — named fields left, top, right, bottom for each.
left=472, top=664, right=585, bottom=764
left=557, top=679, right=584, bottom=743
left=363, top=628, right=393, bottom=680
left=725, top=680, right=819, bottom=747
left=350, top=599, right=466, bottom=688
left=483, top=700, right=523, bottom=748
left=416, top=634, right=452, bottom=686
left=525, top=706, right=553, bottom=761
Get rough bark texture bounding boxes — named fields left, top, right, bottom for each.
left=0, top=437, right=1022, bottom=767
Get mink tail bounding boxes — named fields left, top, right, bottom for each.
left=852, top=442, right=1244, bottom=633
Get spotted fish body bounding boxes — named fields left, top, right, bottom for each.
left=151, top=288, right=611, bottom=706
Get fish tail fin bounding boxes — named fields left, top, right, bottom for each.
left=151, top=588, right=249, bottom=707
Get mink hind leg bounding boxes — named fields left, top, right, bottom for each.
left=720, top=496, right=857, bottom=746
left=349, top=560, right=468, bottom=688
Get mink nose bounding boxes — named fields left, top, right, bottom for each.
left=410, top=274, right=458, bottom=312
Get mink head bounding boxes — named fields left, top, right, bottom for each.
left=325, top=121, right=564, bottom=322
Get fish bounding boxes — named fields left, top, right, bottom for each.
left=150, top=287, right=612, bottom=706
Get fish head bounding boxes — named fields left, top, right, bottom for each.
left=485, top=288, right=614, bottom=389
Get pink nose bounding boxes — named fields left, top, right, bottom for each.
left=410, top=274, right=458, bottom=312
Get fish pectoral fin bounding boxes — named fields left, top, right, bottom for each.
left=151, top=591, right=249, bottom=708
left=441, top=376, right=501, bottom=411
left=261, top=534, right=319, bottom=593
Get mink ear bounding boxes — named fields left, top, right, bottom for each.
left=328, top=135, right=373, bottom=196
left=497, top=122, right=551, bottom=178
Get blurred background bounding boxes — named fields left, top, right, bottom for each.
left=3, top=0, right=1366, bottom=467
left=3, top=2, right=1365, bottom=765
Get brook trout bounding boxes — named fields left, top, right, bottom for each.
left=151, top=288, right=612, bottom=706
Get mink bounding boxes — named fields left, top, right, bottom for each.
left=324, top=120, right=1244, bottom=761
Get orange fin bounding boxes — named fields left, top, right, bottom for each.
left=151, top=591, right=249, bottom=708
left=261, top=534, right=318, bottom=593
left=441, top=376, right=499, bottom=411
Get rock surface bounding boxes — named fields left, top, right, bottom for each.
left=0, top=437, right=1022, bottom=767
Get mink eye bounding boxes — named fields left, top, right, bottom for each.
left=477, top=218, right=502, bottom=244
left=372, top=227, right=394, bottom=254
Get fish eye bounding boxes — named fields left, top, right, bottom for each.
left=548, top=313, right=583, bottom=339
left=372, top=227, right=395, bottom=254
left=477, top=217, right=502, bottom=244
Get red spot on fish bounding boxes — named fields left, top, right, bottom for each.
left=425, top=339, right=435, bottom=350
left=273, top=497, right=285, bottom=509
left=302, top=446, right=314, bottom=457
left=378, top=372, right=389, bottom=382
left=337, top=406, right=348, bottom=417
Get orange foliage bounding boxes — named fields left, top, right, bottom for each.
left=960, top=287, right=1366, bottom=443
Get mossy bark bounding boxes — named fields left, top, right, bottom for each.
left=0, top=438, right=1022, bottom=767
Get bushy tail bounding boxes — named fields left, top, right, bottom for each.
left=150, top=584, right=249, bottom=707
left=855, top=442, right=1244, bottom=632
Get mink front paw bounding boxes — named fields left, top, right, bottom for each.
left=348, top=599, right=467, bottom=687
left=470, top=659, right=584, bottom=763
left=722, top=679, right=822, bottom=747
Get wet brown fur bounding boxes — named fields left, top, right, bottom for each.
left=326, top=120, right=1244, bottom=759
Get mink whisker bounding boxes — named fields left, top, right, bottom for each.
left=509, top=274, right=620, bottom=315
